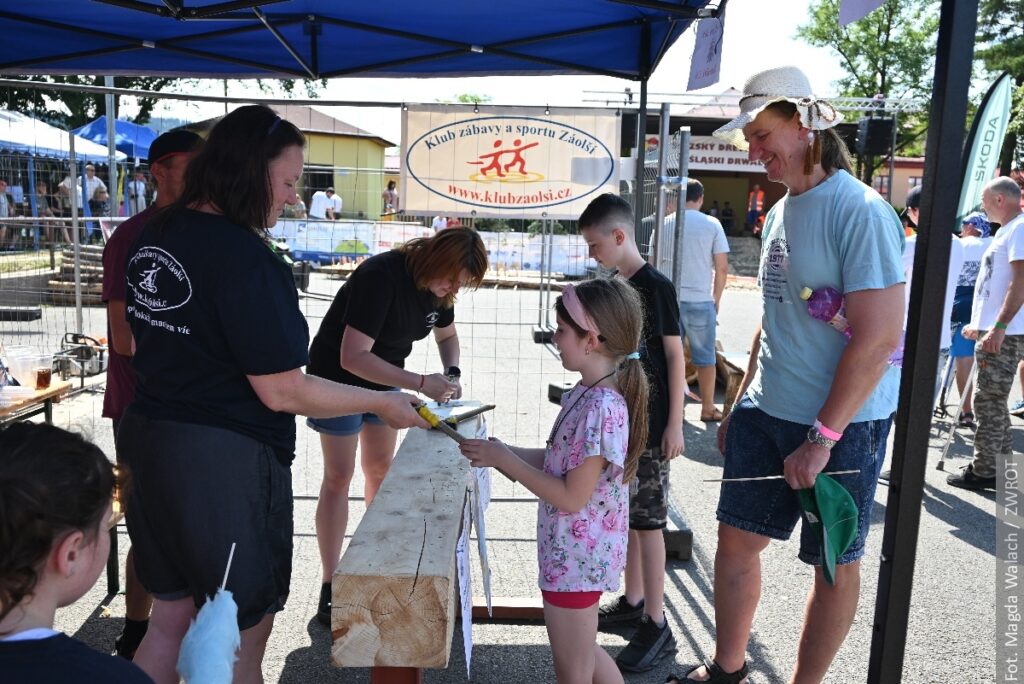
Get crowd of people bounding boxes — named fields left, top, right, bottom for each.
left=0, top=63, right=1022, bottom=684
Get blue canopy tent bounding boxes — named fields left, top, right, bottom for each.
left=72, top=115, right=157, bottom=161
left=0, top=1, right=710, bottom=80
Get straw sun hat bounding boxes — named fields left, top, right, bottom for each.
left=713, top=65, right=843, bottom=152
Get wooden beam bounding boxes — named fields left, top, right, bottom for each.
left=331, top=412, right=475, bottom=669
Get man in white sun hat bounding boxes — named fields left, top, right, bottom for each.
left=666, top=66, right=905, bottom=684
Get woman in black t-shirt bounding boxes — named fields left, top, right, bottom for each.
left=307, top=227, right=487, bottom=624
left=119, top=106, right=426, bottom=683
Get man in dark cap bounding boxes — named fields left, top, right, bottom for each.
left=101, top=128, right=203, bottom=659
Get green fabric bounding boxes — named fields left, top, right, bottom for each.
left=797, top=474, right=859, bottom=585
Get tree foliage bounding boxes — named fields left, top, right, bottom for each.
left=0, top=75, right=184, bottom=129
left=797, top=0, right=939, bottom=100
left=975, top=0, right=1024, bottom=172
left=0, top=75, right=328, bottom=131
left=797, top=0, right=939, bottom=181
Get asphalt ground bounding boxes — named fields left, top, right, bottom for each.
left=43, top=276, right=1000, bottom=683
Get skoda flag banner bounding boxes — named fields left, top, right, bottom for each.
left=402, top=105, right=620, bottom=219
left=957, top=72, right=1013, bottom=224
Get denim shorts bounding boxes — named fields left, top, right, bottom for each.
left=307, top=412, right=385, bottom=436
left=717, top=396, right=893, bottom=567
left=678, top=300, right=717, bottom=367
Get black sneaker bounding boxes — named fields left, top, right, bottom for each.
left=947, top=464, right=996, bottom=491
left=317, top=582, right=332, bottom=626
left=615, top=614, right=677, bottom=673
left=113, top=618, right=148, bottom=660
left=597, top=595, right=643, bottom=628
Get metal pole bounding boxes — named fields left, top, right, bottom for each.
left=537, top=218, right=548, bottom=328
left=653, top=103, right=670, bottom=275
left=670, top=128, right=690, bottom=289
left=68, top=134, right=83, bottom=335
left=887, top=110, right=898, bottom=202
left=868, top=0, right=977, bottom=681
left=632, top=22, right=651, bottom=240
left=105, top=76, right=120, bottom=219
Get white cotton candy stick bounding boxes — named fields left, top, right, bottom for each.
left=221, top=542, right=236, bottom=590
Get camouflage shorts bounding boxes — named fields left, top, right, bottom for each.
left=629, top=447, right=670, bottom=530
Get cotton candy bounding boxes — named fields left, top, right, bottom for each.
left=176, top=588, right=240, bottom=684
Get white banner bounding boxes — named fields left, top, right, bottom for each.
left=269, top=218, right=596, bottom=276
left=401, top=105, right=620, bottom=220
left=687, top=11, right=725, bottom=91
left=688, top=136, right=763, bottom=173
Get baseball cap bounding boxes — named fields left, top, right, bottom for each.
left=797, top=474, right=859, bottom=586
left=147, top=129, right=203, bottom=166
left=901, top=185, right=922, bottom=227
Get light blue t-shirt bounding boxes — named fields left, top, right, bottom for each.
left=748, top=170, right=905, bottom=425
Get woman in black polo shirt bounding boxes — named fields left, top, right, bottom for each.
left=307, top=227, right=487, bottom=624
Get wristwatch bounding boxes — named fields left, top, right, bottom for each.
left=807, top=426, right=837, bottom=450
left=445, top=366, right=461, bottom=380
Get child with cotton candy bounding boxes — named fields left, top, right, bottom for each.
left=0, top=423, right=153, bottom=683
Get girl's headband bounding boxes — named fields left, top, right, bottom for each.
left=561, top=284, right=601, bottom=338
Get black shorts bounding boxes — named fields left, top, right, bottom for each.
left=117, top=410, right=293, bottom=631
left=628, top=447, right=670, bottom=530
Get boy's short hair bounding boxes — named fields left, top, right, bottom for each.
left=686, top=179, right=704, bottom=203
left=579, top=193, right=634, bottom=234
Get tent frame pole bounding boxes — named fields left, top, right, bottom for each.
left=868, top=1, right=978, bottom=681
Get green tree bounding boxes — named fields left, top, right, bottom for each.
left=797, top=0, right=940, bottom=181
left=976, top=0, right=1024, bottom=173
left=0, top=75, right=184, bottom=129
left=1, top=75, right=328, bottom=130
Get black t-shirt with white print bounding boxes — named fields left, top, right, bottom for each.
left=308, top=250, right=454, bottom=391
left=125, top=209, right=309, bottom=458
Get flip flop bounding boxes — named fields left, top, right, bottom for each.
left=701, top=409, right=724, bottom=422
left=666, top=658, right=749, bottom=683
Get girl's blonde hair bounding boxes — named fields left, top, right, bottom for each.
left=555, top=278, right=649, bottom=481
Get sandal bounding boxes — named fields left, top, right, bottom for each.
left=958, top=412, right=977, bottom=430
left=701, top=409, right=724, bottom=422
left=666, top=658, right=749, bottom=683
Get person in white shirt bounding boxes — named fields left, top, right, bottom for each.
left=331, top=192, right=343, bottom=219
left=954, top=177, right=1024, bottom=490
left=673, top=178, right=729, bottom=421
left=431, top=216, right=448, bottom=232
left=950, top=212, right=993, bottom=424
left=309, top=187, right=337, bottom=219
left=58, top=165, right=108, bottom=215
left=126, top=171, right=148, bottom=216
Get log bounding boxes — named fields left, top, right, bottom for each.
left=331, top=410, right=477, bottom=669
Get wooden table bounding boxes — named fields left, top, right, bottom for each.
left=0, top=379, right=73, bottom=425
left=0, top=380, right=123, bottom=594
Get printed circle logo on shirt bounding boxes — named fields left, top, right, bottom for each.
left=127, top=246, right=193, bottom=312
left=425, top=311, right=440, bottom=328
left=764, top=238, right=789, bottom=272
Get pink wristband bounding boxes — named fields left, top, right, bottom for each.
left=814, top=419, right=843, bottom=441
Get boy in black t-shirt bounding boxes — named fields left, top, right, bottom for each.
left=578, top=193, right=686, bottom=673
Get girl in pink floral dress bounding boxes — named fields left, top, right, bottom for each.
left=460, top=278, right=649, bottom=684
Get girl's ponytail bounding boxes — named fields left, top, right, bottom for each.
left=572, top=279, right=649, bottom=481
